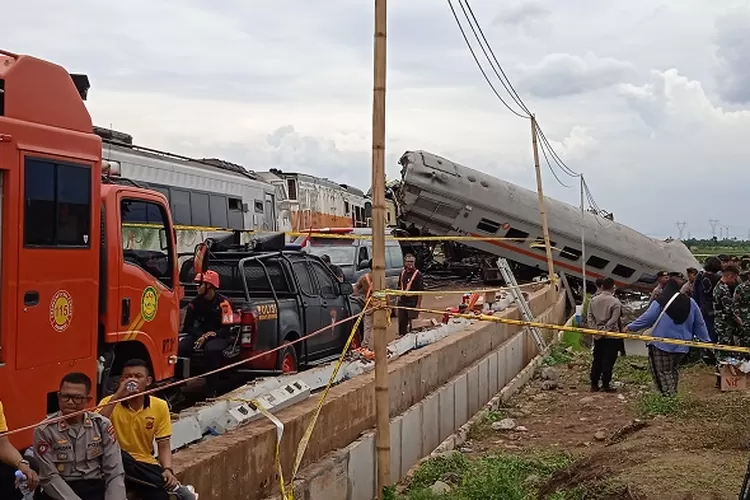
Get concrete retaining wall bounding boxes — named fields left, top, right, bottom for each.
left=173, top=285, right=564, bottom=500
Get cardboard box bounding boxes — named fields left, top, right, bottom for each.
left=719, top=363, right=750, bottom=391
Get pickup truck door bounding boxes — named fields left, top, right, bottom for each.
left=309, top=260, right=349, bottom=353
left=290, top=259, right=327, bottom=356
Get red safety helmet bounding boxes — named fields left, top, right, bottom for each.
left=195, top=270, right=220, bottom=289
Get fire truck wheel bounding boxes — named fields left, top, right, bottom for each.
left=277, top=342, right=298, bottom=374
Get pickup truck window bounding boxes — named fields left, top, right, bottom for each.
left=292, top=260, right=315, bottom=296
left=24, top=157, right=92, bottom=248
left=121, top=199, right=173, bottom=288
left=310, top=261, right=340, bottom=299
left=243, top=259, right=290, bottom=293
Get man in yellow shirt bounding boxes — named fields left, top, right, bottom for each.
left=0, top=400, right=39, bottom=499
left=98, top=359, right=194, bottom=500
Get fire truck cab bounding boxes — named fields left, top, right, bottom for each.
left=0, top=48, right=180, bottom=449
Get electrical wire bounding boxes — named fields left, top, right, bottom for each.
left=457, top=0, right=531, bottom=117
left=538, top=132, right=571, bottom=188
left=446, top=0, right=529, bottom=119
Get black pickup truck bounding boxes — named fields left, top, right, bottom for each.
left=178, top=233, right=363, bottom=375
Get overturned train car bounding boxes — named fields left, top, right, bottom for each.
left=396, top=150, right=700, bottom=292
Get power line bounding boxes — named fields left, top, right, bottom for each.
left=446, top=0, right=529, bottom=118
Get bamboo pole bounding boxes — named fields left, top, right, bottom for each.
left=530, top=115, right=557, bottom=286
left=371, top=0, right=391, bottom=497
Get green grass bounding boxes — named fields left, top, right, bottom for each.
left=636, top=392, right=688, bottom=418
left=467, top=409, right=509, bottom=440
left=395, top=451, right=584, bottom=500
left=543, top=344, right=575, bottom=366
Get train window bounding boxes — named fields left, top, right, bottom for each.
left=477, top=218, right=501, bottom=234
left=287, top=179, right=298, bottom=201
left=505, top=227, right=529, bottom=241
left=254, top=200, right=264, bottom=214
left=586, top=255, right=610, bottom=269
left=170, top=189, right=191, bottom=226
left=344, top=200, right=350, bottom=215
left=120, top=199, right=173, bottom=288
left=612, top=264, right=636, bottom=278
left=190, top=192, right=211, bottom=227
left=636, top=272, right=658, bottom=285
left=532, top=237, right=557, bottom=251
left=560, top=246, right=582, bottom=261
left=209, top=195, right=228, bottom=228
left=24, top=157, right=92, bottom=248
left=228, top=198, right=243, bottom=211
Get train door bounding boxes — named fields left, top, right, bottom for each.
left=16, top=155, right=98, bottom=369
left=264, top=192, right=276, bottom=231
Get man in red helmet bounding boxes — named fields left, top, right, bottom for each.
left=179, top=270, right=234, bottom=395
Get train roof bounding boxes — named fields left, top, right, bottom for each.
left=95, top=126, right=258, bottom=180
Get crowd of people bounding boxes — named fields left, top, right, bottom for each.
left=586, top=254, right=750, bottom=397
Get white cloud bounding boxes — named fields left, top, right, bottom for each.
left=4, top=0, right=750, bottom=239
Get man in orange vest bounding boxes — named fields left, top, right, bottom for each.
left=397, top=254, right=424, bottom=336
left=354, top=260, right=374, bottom=350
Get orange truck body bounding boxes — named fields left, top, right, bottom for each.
left=0, top=49, right=180, bottom=449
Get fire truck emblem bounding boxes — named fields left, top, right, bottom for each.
left=141, top=286, right=159, bottom=322
left=49, top=290, right=73, bottom=332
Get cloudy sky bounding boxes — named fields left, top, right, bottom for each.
left=6, top=0, right=750, bottom=238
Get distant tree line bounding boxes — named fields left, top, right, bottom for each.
left=683, top=237, right=750, bottom=256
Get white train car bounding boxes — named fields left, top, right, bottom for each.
left=397, top=150, right=700, bottom=292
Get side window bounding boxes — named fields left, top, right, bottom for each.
left=311, top=261, right=339, bottom=298
left=358, top=246, right=369, bottom=265
left=170, top=189, right=191, bottom=225
left=386, top=246, right=403, bottom=269
left=24, top=157, right=92, bottom=247
left=209, top=195, right=228, bottom=228
left=190, top=192, right=210, bottom=227
left=121, top=199, right=174, bottom=288
left=293, top=261, right=315, bottom=296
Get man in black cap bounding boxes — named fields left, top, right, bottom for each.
left=648, top=271, right=669, bottom=305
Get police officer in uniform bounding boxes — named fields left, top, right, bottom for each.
left=179, top=270, right=234, bottom=395
left=34, top=372, right=125, bottom=500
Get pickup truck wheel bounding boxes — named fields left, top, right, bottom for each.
left=278, top=343, right=298, bottom=374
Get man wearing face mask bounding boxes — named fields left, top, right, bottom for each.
left=34, top=372, right=125, bottom=500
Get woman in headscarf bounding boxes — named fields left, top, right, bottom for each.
left=626, top=278, right=711, bottom=396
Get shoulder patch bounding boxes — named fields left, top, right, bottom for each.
left=36, top=440, right=51, bottom=456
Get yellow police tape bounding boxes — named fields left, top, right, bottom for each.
left=381, top=279, right=549, bottom=297
left=223, top=300, right=372, bottom=499
left=393, top=304, right=750, bottom=355
left=120, top=223, right=529, bottom=242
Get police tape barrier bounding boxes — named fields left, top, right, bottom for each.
left=120, top=223, right=531, bottom=243
left=381, top=279, right=550, bottom=297
left=1, top=307, right=376, bottom=438
left=392, top=304, right=750, bottom=355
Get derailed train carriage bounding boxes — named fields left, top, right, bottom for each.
left=396, top=150, right=700, bottom=293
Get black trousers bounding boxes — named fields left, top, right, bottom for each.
left=178, top=333, right=232, bottom=390
left=36, top=479, right=105, bottom=500
left=0, top=461, right=21, bottom=500
left=122, top=451, right=170, bottom=500
left=591, top=338, right=620, bottom=388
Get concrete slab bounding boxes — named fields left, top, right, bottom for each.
left=478, top=358, right=489, bottom=406
left=488, top=351, right=499, bottom=397
left=466, top=365, right=480, bottom=416
left=305, top=450, right=349, bottom=500
left=389, top=416, right=403, bottom=483
left=498, top=344, right=508, bottom=390
left=454, top=374, right=468, bottom=430
left=347, top=433, right=375, bottom=500
left=421, top=393, right=440, bottom=456
left=438, top=381, right=455, bottom=442
left=400, top=404, right=423, bottom=478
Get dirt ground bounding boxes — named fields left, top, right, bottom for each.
left=449, top=347, right=750, bottom=499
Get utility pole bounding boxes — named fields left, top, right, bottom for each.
left=370, top=0, right=390, bottom=497
left=675, top=221, right=687, bottom=240
left=725, top=226, right=731, bottom=240
left=530, top=115, right=557, bottom=286
left=709, top=219, right=719, bottom=239
left=579, top=176, right=586, bottom=294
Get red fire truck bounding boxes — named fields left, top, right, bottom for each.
left=0, top=48, right=182, bottom=449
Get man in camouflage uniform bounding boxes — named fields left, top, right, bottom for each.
left=713, top=265, right=741, bottom=359
left=733, top=268, right=750, bottom=352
